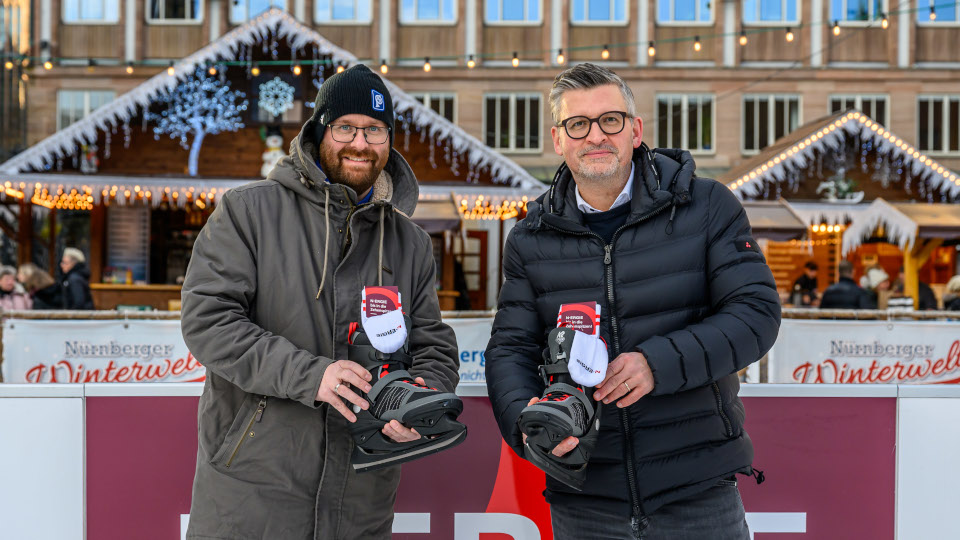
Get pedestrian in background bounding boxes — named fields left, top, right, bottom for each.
left=60, top=247, right=94, bottom=310
left=0, top=266, right=32, bottom=310
left=18, top=263, right=63, bottom=310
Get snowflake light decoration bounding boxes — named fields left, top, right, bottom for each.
left=258, top=77, right=295, bottom=118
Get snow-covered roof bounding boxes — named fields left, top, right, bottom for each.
left=841, top=198, right=960, bottom=255
left=718, top=110, right=960, bottom=200
left=0, top=8, right=541, bottom=191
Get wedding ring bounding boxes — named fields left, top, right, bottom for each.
left=623, top=381, right=631, bottom=392
left=334, top=383, right=341, bottom=394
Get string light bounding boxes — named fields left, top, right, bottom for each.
left=43, top=60, right=52, bottom=70
left=125, top=62, right=134, bottom=74
left=423, top=57, right=431, bottom=72
left=881, top=12, right=889, bottom=29
left=380, top=59, right=388, bottom=74
left=250, top=64, right=260, bottom=76
left=466, top=54, right=476, bottom=69
left=3, top=60, right=12, bottom=70
left=739, top=30, right=748, bottom=46
left=556, top=48, right=565, bottom=64
left=512, top=51, right=519, bottom=67
left=167, top=62, right=175, bottom=76
left=647, top=41, right=656, bottom=57
left=693, top=36, right=701, bottom=52
left=292, top=63, right=302, bottom=76
left=833, top=21, right=840, bottom=36
left=208, top=65, right=217, bottom=76
left=336, top=64, right=345, bottom=73
left=930, top=6, right=936, bottom=20
left=601, top=44, right=610, bottom=60
left=786, top=28, right=795, bottom=42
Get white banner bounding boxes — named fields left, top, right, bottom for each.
left=769, top=319, right=960, bottom=384
left=447, top=318, right=493, bottom=385
left=2, top=318, right=497, bottom=385
left=1, top=319, right=204, bottom=383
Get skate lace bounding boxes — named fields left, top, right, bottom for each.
left=372, top=385, right=410, bottom=417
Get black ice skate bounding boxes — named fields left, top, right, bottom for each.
left=346, top=318, right=467, bottom=473
left=517, top=326, right=602, bottom=490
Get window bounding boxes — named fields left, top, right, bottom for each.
left=315, top=0, right=372, bottom=23
left=485, top=0, right=540, bottom=23
left=917, top=0, right=958, bottom=23
left=918, top=96, right=960, bottom=155
left=411, top=93, right=457, bottom=123
left=230, top=0, right=285, bottom=23
left=657, top=0, right=711, bottom=23
left=829, top=95, right=887, bottom=126
left=742, top=95, right=800, bottom=153
left=57, top=90, right=115, bottom=130
left=830, top=0, right=883, bottom=23
left=656, top=95, right=714, bottom=153
left=484, top=93, right=541, bottom=152
left=63, top=0, right=120, bottom=23
left=147, top=0, right=202, bottom=22
left=400, top=0, right=456, bottom=23
left=572, top=0, right=627, bottom=24
left=743, top=0, right=799, bottom=24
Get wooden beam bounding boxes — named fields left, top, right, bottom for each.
left=904, top=238, right=944, bottom=308
left=17, top=200, right=32, bottom=266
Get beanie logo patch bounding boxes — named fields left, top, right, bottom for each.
left=371, top=89, right=386, bottom=112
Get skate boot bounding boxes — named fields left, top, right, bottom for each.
left=517, top=326, right=602, bottom=490
left=346, top=317, right=467, bottom=473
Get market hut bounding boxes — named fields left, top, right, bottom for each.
left=0, top=9, right=544, bottom=310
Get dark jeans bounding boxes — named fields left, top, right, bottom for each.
left=550, top=479, right=750, bottom=540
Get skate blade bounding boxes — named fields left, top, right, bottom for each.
left=524, top=442, right=587, bottom=491
left=352, top=425, right=467, bottom=473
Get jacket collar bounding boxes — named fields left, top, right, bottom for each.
left=534, top=144, right=695, bottom=233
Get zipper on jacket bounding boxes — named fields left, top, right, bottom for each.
left=542, top=201, right=673, bottom=525
left=226, top=396, right=267, bottom=468
left=711, top=382, right=734, bottom=437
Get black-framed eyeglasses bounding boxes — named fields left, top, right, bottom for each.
left=329, top=124, right=391, bottom=144
left=557, top=111, right=629, bottom=139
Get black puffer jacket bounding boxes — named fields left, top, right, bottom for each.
left=820, top=277, right=875, bottom=309
left=61, top=263, right=94, bottom=310
left=486, top=146, right=781, bottom=518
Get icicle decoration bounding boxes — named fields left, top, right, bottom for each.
left=428, top=133, right=437, bottom=169
left=104, top=130, right=112, bottom=160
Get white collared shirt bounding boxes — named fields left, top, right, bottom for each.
left=575, top=162, right=636, bottom=214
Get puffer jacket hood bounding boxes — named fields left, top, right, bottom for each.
left=530, top=144, right=694, bottom=229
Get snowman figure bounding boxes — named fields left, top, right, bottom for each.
left=80, top=143, right=99, bottom=174
left=261, top=127, right=285, bottom=178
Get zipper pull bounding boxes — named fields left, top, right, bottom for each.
left=603, top=245, right=612, bottom=265
left=255, top=397, right=267, bottom=422
left=750, top=468, right=765, bottom=484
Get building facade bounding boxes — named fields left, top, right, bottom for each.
left=9, top=0, right=960, bottom=180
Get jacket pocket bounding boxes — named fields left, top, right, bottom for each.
left=211, top=396, right=268, bottom=467
left=711, top=382, right=734, bottom=437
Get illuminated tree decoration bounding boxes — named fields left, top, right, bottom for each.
left=146, top=67, right=248, bottom=177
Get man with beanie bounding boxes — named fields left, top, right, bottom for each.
left=181, top=64, right=459, bottom=539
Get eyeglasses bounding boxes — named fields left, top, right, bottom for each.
left=329, top=124, right=390, bottom=144
left=557, top=111, right=629, bottom=139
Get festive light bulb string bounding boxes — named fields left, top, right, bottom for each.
left=1, top=0, right=944, bottom=70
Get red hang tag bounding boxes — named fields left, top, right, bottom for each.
left=363, top=286, right=402, bottom=317
left=556, top=301, right=601, bottom=336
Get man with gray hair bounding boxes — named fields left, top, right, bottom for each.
left=60, top=247, right=94, bottom=310
left=486, top=63, right=780, bottom=538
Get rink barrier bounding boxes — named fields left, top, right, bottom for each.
left=1, top=383, right=959, bottom=539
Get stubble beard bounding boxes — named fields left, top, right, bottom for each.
left=572, top=144, right=627, bottom=188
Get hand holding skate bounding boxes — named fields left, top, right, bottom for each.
left=594, top=352, right=654, bottom=408
left=522, top=396, right=579, bottom=457
left=315, top=360, right=372, bottom=422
